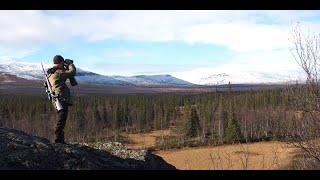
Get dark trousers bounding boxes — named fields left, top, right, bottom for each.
left=55, top=103, right=69, bottom=143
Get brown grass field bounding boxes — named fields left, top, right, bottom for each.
left=122, top=129, right=300, bottom=170
left=121, top=129, right=173, bottom=149
left=155, top=141, right=299, bottom=170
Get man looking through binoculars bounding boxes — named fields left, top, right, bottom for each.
left=46, top=55, right=77, bottom=144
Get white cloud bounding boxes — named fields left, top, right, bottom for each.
left=171, top=49, right=305, bottom=84
left=0, top=46, right=39, bottom=63
left=180, top=22, right=291, bottom=52
left=0, top=10, right=319, bottom=53
left=0, top=10, right=319, bottom=82
left=0, top=11, right=68, bottom=46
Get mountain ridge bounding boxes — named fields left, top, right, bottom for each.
left=0, top=62, right=195, bottom=87
left=196, top=71, right=306, bottom=85
left=0, top=61, right=306, bottom=86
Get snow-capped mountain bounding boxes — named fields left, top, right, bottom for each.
left=197, top=71, right=306, bottom=85
left=0, top=62, right=44, bottom=80
left=0, top=62, right=194, bottom=86
left=75, top=70, right=133, bottom=86
left=113, top=75, right=194, bottom=86
left=198, top=73, right=230, bottom=85
left=0, top=61, right=307, bottom=86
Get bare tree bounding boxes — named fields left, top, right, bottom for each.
left=289, top=22, right=320, bottom=169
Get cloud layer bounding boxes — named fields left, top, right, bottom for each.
left=0, top=10, right=320, bottom=83
left=0, top=10, right=318, bottom=53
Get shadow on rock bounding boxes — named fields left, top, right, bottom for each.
left=0, top=127, right=177, bottom=170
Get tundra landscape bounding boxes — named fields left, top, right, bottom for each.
left=1, top=10, right=320, bottom=171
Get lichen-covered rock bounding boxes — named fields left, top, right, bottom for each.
left=0, top=127, right=177, bottom=170
left=79, top=142, right=148, bottom=161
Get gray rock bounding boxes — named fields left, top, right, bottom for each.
left=0, top=127, right=177, bottom=170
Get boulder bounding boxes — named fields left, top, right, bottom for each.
left=0, top=127, right=176, bottom=170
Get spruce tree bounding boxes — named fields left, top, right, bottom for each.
left=225, top=101, right=243, bottom=143
left=184, top=106, right=201, bottom=138
left=216, top=97, right=227, bottom=140
left=225, top=82, right=243, bottom=143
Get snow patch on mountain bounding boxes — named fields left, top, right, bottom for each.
left=0, top=62, right=193, bottom=86
left=0, top=61, right=307, bottom=86
left=196, top=71, right=306, bottom=85
left=113, top=74, right=194, bottom=86
left=0, top=62, right=43, bottom=80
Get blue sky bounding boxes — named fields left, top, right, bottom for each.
left=1, top=10, right=320, bottom=83
left=22, top=39, right=232, bottom=75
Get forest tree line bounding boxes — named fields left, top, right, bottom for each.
left=1, top=83, right=317, bottom=144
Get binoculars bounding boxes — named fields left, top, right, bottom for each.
left=64, top=59, right=78, bottom=86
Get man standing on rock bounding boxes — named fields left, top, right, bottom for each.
left=47, top=55, right=77, bottom=144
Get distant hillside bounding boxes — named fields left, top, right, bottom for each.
left=0, top=62, right=195, bottom=87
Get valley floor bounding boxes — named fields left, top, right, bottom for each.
left=155, top=141, right=298, bottom=170
left=122, top=130, right=300, bottom=170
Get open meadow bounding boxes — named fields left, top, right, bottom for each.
left=122, top=129, right=301, bottom=170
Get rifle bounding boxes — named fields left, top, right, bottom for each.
left=41, top=63, right=64, bottom=112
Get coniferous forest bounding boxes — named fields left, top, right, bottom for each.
left=1, top=83, right=315, bottom=146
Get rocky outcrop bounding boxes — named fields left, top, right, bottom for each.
left=0, top=127, right=176, bottom=170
